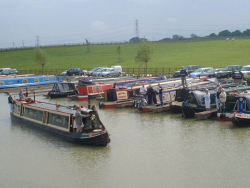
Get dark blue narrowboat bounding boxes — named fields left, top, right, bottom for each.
left=47, top=82, right=77, bottom=98
left=11, top=99, right=110, bottom=146
left=230, top=94, right=250, bottom=126
left=0, top=75, right=61, bottom=89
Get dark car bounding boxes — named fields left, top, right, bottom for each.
left=173, top=65, right=201, bottom=78
left=216, top=65, right=243, bottom=79
left=66, top=68, right=86, bottom=76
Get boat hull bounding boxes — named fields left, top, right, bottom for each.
left=11, top=112, right=109, bottom=146
left=217, top=112, right=231, bottom=121
left=230, top=115, right=250, bottom=127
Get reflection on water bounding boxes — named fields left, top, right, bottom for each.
left=1, top=93, right=250, bottom=188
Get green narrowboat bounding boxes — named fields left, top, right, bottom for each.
left=182, top=85, right=250, bottom=118
left=11, top=99, right=110, bottom=146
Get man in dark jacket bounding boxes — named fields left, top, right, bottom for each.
left=146, top=84, right=154, bottom=105
left=180, top=66, right=187, bottom=88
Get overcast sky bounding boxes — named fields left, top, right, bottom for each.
left=1, top=0, right=250, bottom=48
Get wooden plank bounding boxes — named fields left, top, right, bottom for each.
left=195, top=109, right=218, bottom=118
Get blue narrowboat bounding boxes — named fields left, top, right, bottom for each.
left=0, top=75, right=62, bottom=89
left=230, top=94, right=250, bottom=126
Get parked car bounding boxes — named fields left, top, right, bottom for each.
left=86, top=67, right=106, bottom=77
left=92, top=68, right=107, bottom=77
left=66, top=68, right=87, bottom=76
left=0, top=68, right=18, bottom=75
left=60, top=70, right=68, bottom=76
left=234, top=65, right=250, bottom=80
left=101, top=66, right=123, bottom=77
left=189, top=67, right=216, bottom=78
left=173, top=65, right=201, bottom=78
left=216, top=65, right=243, bottom=79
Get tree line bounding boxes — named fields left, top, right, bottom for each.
left=129, top=29, right=250, bottom=43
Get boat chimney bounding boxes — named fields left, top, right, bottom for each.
left=33, top=92, right=35, bottom=102
left=88, top=99, right=91, bottom=109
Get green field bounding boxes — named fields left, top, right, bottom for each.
left=1, top=39, right=250, bottom=72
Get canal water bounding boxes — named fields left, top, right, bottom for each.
left=1, top=93, right=250, bottom=188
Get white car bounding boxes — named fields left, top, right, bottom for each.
left=239, top=65, right=250, bottom=79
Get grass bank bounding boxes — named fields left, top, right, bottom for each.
left=0, top=39, right=250, bottom=71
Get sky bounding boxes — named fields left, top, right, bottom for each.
left=1, top=0, right=250, bottom=48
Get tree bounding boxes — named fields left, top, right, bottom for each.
left=129, top=37, right=140, bottom=43
left=117, top=46, right=123, bottom=63
left=35, top=47, right=49, bottom=74
left=209, top=33, right=217, bottom=37
left=218, top=30, right=231, bottom=36
left=231, top=30, right=242, bottom=36
left=243, top=29, right=250, bottom=36
left=135, top=42, right=152, bottom=75
left=191, top=34, right=198, bottom=38
left=86, top=39, right=90, bottom=52
left=172, top=35, right=180, bottom=41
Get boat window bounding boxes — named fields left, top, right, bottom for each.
left=34, top=79, right=39, bottom=83
left=48, top=113, right=69, bottom=129
left=246, top=102, right=250, bottom=112
left=45, top=78, right=50, bottom=81
left=0, top=82, right=4, bottom=85
left=23, top=79, right=28, bottom=83
left=233, top=101, right=238, bottom=111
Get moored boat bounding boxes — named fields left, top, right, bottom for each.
left=0, top=75, right=61, bottom=89
left=182, top=85, right=250, bottom=118
left=230, top=94, right=250, bottom=126
left=99, top=87, right=135, bottom=108
left=47, top=82, right=77, bottom=98
left=11, top=98, right=110, bottom=146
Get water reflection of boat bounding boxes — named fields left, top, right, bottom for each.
left=230, top=94, right=250, bottom=126
left=47, top=82, right=77, bottom=98
left=11, top=98, right=110, bottom=146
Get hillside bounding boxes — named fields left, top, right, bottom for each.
left=0, top=39, right=250, bottom=71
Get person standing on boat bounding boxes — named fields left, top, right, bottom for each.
left=25, top=87, right=29, bottom=97
left=19, top=89, right=25, bottom=100
left=180, top=66, right=188, bottom=88
left=157, top=83, right=163, bottom=106
left=113, top=83, right=118, bottom=88
left=91, top=105, right=98, bottom=116
left=219, top=88, right=227, bottom=112
left=204, top=89, right=211, bottom=111
left=147, top=84, right=154, bottom=105
left=216, top=83, right=222, bottom=109
left=8, top=93, right=13, bottom=112
left=140, top=84, right=147, bottom=99
left=74, top=105, right=87, bottom=132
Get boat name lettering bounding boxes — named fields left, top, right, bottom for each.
left=188, top=103, right=197, bottom=108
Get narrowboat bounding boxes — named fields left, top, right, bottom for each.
left=135, top=87, right=176, bottom=113
left=171, top=81, right=239, bottom=114
left=47, top=82, right=78, bottom=98
left=182, top=85, right=250, bottom=118
left=99, top=87, right=135, bottom=108
left=76, top=76, right=167, bottom=101
left=11, top=98, right=110, bottom=146
left=230, top=94, right=250, bottom=126
left=0, top=75, right=61, bottom=89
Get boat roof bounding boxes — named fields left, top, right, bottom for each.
left=21, top=100, right=91, bottom=115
